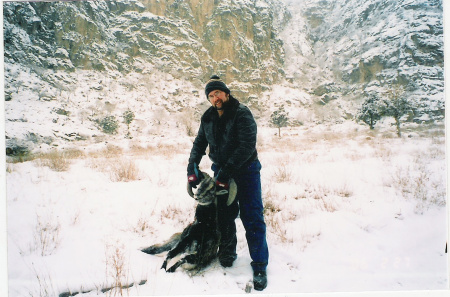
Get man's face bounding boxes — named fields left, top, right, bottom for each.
left=208, top=90, right=229, bottom=110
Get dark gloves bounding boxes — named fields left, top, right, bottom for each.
left=187, top=162, right=203, bottom=188
left=215, top=167, right=232, bottom=190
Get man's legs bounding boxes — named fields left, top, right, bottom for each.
left=213, top=160, right=269, bottom=290
left=235, top=160, right=269, bottom=273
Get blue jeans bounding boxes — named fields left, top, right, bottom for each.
left=212, top=160, right=269, bottom=272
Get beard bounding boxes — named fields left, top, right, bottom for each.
left=214, top=97, right=229, bottom=111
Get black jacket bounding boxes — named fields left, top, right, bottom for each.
left=188, top=96, right=258, bottom=176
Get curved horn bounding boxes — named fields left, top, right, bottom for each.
left=226, top=179, right=237, bottom=206
left=187, top=182, right=195, bottom=198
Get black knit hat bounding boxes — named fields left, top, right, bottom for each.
left=205, top=75, right=230, bottom=98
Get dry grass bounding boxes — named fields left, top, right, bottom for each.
left=273, top=163, right=292, bottom=183
left=88, top=157, right=141, bottom=182
left=391, top=156, right=446, bottom=214
left=128, top=143, right=187, bottom=158
left=62, top=148, right=85, bottom=159
left=334, top=183, right=353, bottom=198
left=133, top=217, right=155, bottom=237
left=35, top=150, right=71, bottom=172
left=263, top=189, right=291, bottom=243
left=161, top=205, right=192, bottom=226
left=32, top=264, right=56, bottom=297
left=34, top=213, right=61, bottom=256
left=317, top=195, right=338, bottom=212
left=88, top=145, right=123, bottom=159
left=33, top=148, right=85, bottom=172
left=372, top=141, right=394, bottom=161
left=267, top=215, right=293, bottom=244
left=109, top=159, right=140, bottom=182
left=105, top=243, right=129, bottom=297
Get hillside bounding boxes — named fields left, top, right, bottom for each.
left=3, top=0, right=445, bottom=154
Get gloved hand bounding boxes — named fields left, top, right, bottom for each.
left=187, top=162, right=203, bottom=188
left=215, top=167, right=231, bottom=191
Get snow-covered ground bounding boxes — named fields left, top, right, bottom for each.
left=1, top=1, right=449, bottom=295
left=4, top=119, right=448, bottom=297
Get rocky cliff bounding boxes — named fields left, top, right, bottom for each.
left=3, top=0, right=445, bottom=153
left=4, top=0, right=289, bottom=96
left=281, top=0, right=444, bottom=121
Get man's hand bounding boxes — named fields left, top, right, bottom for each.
left=215, top=168, right=231, bottom=190
left=187, top=163, right=203, bottom=188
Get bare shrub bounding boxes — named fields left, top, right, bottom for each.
left=88, top=154, right=140, bottom=182
left=427, top=145, right=445, bottom=160
left=303, top=183, right=338, bottom=212
left=156, top=143, right=185, bottom=158
left=105, top=243, right=129, bottom=297
left=178, top=108, right=198, bottom=136
left=128, top=144, right=150, bottom=156
left=133, top=217, right=154, bottom=236
left=273, top=164, right=292, bottom=183
left=334, top=183, right=353, bottom=198
left=264, top=199, right=282, bottom=215
left=35, top=148, right=85, bottom=172
left=36, top=150, right=71, bottom=172
left=318, top=196, right=338, bottom=212
left=391, top=159, right=445, bottom=214
left=128, top=143, right=185, bottom=158
left=32, top=264, right=56, bottom=297
left=373, top=142, right=393, bottom=161
left=109, top=159, right=140, bottom=182
left=63, top=148, right=85, bottom=159
left=271, top=156, right=293, bottom=183
left=34, top=213, right=61, bottom=256
left=88, top=145, right=123, bottom=159
left=263, top=190, right=293, bottom=243
left=312, top=184, right=331, bottom=200
left=392, top=166, right=412, bottom=195
left=267, top=214, right=292, bottom=244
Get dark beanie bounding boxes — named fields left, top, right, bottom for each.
left=205, top=75, right=230, bottom=98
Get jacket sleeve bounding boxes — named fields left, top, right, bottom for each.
left=223, top=106, right=257, bottom=175
left=188, top=119, right=208, bottom=166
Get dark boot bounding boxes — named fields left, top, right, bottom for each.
left=253, top=271, right=267, bottom=291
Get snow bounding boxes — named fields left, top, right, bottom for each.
left=2, top=0, right=448, bottom=297
left=4, top=118, right=448, bottom=296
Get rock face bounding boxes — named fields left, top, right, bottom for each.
left=291, top=0, right=444, bottom=117
left=3, top=0, right=289, bottom=95
left=3, top=0, right=445, bottom=153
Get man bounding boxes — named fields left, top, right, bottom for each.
left=187, top=75, right=269, bottom=291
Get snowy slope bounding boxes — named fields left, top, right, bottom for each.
left=5, top=121, right=448, bottom=296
